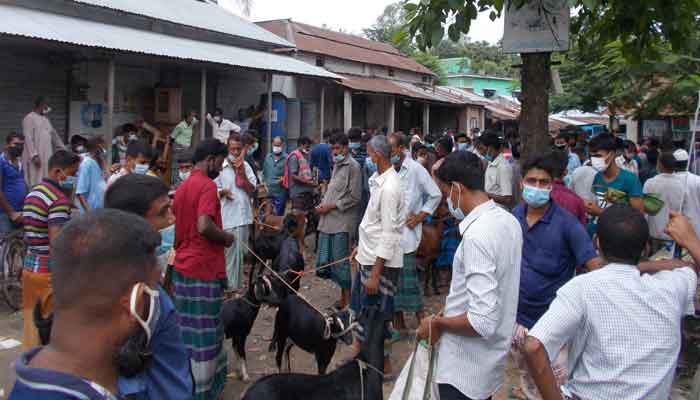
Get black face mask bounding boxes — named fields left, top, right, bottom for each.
left=8, top=146, right=23, bottom=158
left=207, top=160, right=220, bottom=180
left=115, top=325, right=152, bottom=378
left=554, top=144, right=567, bottom=150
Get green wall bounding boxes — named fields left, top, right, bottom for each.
left=439, top=57, right=517, bottom=97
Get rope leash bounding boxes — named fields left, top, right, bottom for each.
left=288, top=254, right=355, bottom=285
left=358, top=359, right=386, bottom=400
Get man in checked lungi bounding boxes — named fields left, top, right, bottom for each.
left=387, top=132, right=441, bottom=337
left=350, top=135, right=406, bottom=377
left=171, top=139, right=235, bottom=400
left=315, top=131, right=362, bottom=309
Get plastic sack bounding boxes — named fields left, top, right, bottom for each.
left=389, top=340, right=440, bottom=400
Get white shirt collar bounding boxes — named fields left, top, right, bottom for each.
left=458, top=200, right=497, bottom=235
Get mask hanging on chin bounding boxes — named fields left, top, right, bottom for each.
left=116, top=284, right=161, bottom=378
left=447, top=183, right=466, bottom=220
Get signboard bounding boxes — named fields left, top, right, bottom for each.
left=503, top=0, right=570, bottom=53
left=642, top=119, right=670, bottom=138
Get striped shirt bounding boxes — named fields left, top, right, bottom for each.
left=436, top=200, right=523, bottom=399
left=529, top=264, right=696, bottom=400
left=23, top=179, right=71, bottom=257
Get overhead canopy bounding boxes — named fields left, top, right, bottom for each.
left=0, top=4, right=341, bottom=80
left=339, top=75, right=466, bottom=105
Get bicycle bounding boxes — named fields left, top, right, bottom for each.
left=0, top=228, right=25, bottom=311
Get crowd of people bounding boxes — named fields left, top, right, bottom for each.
left=5, top=96, right=700, bottom=400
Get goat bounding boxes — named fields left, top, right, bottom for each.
left=220, top=264, right=268, bottom=382
left=268, top=294, right=354, bottom=375
left=242, top=306, right=385, bottom=400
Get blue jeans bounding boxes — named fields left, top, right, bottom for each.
left=271, top=193, right=288, bottom=216
left=0, top=213, right=15, bottom=236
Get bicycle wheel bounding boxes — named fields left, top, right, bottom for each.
left=2, top=232, right=25, bottom=311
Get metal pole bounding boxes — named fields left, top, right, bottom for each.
left=267, top=72, right=273, bottom=152
left=320, top=85, right=326, bottom=141
left=106, top=58, right=115, bottom=165
left=200, top=68, right=207, bottom=142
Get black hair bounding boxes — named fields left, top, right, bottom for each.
left=48, top=150, right=80, bottom=170
left=126, top=140, right=149, bottom=159
left=122, top=124, right=137, bottom=134
left=480, top=133, right=502, bottom=150
left=176, top=149, right=194, bottom=164
left=241, top=132, right=256, bottom=146
left=86, top=136, right=105, bottom=153
left=6, top=132, right=23, bottom=144
left=521, top=152, right=557, bottom=180
left=228, top=132, right=241, bottom=144
left=329, top=132, right=349, bottom=146
left=589, top=133, right=618, bottom=153
left=34, top=96, right=47, bottom=109
left=70, top=135, right=87, bottom=146
left=214, top=108, right=223, bottom=115
left=52, top=209, right=161, bottom=320
left=645, top=148, right=659, bottom=168
left=436, top=136, right=454, bottom=154
left=361, top=133, right=372, bottom=144
left=597, top=205, right=649, bottom=265
left=412, top=143, right=426, bottom=153
left=555, top=133, right=568, bottom=141
left=389, top=132, right=409, bottom=148
left=548, top=150, right=568, bottom=179
left=658, top=152, right=677, bottom=171
left=193, top=138, right=228, bottom=163
left=436, top=151, right=484, bottom=191
left=104, top=174, right=170, bottom=218
left=455, top=133, right=468, bottom=141
left=298, top=137, right=312, bottom=146
left=347, top=127, right=363, bottom=141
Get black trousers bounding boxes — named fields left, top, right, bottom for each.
left=438, top=384, right=491, bottom=400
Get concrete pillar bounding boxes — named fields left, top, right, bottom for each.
left=320, top=86, right=326, bottom=141
left=199, top=69, right=207, bottom=143
left=343, top=89, right=353, bottom=133
left=422, top=103, right=430, bottom=136
left=387, top=96, right=396, bottom=134
left=267, top=72, right=273, bottom=151
left=458, top=106, right=469, bottom=133
left=106, top=59, right=115, bottom=165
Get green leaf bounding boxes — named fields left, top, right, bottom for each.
left=489, top=10, right=497, bottom=21
left=581, top=0, right=598, bottom=11
left=447, top=0, right=464, bottom=11
left=430, top=24, right=445, bottom=46
left=404, top=3, right=418, bottom=13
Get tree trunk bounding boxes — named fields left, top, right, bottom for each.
left=519, top=52, right=551, bottom=161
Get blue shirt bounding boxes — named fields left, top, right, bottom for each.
left=76, top=156, right=106, bottom=212
left=565, top=152, right=581, bottom=181
left=0, top=154, right=26, bottom=214
left=11, top=348, right=121, bottom=399
left=262, top=152, right=287, bottom=197
left=118, top=286, right=193, bottom=399
left=513, top=202, right=597, bottom=329
left=310, top=143, right=333, bottom=181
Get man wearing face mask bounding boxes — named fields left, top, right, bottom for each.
left=283, top=136, right=317, bottom=215
left=482, top=133, right=514, bottom=208
left=418, top=150, right=521, bottom=400
left=584, top=133, right=644, bottom=235
left=206, top=108, right=240, bottom=144
left=0, top=133, right=27, bottom=234
left=175, top=149, right=194, bottom=188
left=388, top=132, right=441, bottom=334
left=216, top=133, right=257, bottom=293
left=553, top=133, right=581, bottom=184
left=262, top=136, right=288, bottom=216
left=20, top=150, right=80, bottom=351
left=615, top=140, right=640, bottom=176
left=315, top=132, right=362, bottom=309
left=104, top=174, right=194, bottom=400
left=22, top=96, right=65, bottom=188
left=348, top=128, right=370, bottom=241
left=170, top=110, right=198, bottom=185
left=107, top=141, right=151, bottom=188
left=455, top=133, right=470, bottom=152
left=510, top=153, right=602, bottom=400
left=172, top=139, right=233, bottom=400
left=75, top=136, right=107, bottom=213
left=10, top=209, right=162, bottom=399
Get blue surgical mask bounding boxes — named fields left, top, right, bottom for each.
left=134, top=163, right=149, bottom=175
left=59, top=175, right=77, bottom=190
left=247, top=143, right=259, bottom=156
left=522, top=185, right=551, bottom=208
left=348, top=142, right=361, bottom=150
left=365, top=158, right=377, bottom=175
left=457, top=143, right=467, bottom=151
left=390, top=154, right=401, bottom=165
left=156, top=225, right=175, bottom=257
left=334, top=154, right=345, bottom=163
left=447, top=183, right=465, bottom=220
left=563, top=174, right=572, bottom=187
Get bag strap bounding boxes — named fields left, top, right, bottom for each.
left=401, top=340, right=421, bottom=400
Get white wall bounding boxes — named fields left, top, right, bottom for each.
left=216, top=69, right=268, bottom=120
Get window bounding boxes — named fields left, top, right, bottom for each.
left=422, top=75, right=430, bottom=83
left=388, top=68, right=395, bottom=77
left=316, top=56, right=325, bottom=67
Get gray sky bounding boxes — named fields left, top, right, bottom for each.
left=219, top=0, right=503, bottom=45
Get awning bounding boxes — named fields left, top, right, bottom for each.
left=0, top=4, right=341, bottom=80
left=486, top=104, right=519, bottom=120
left=339, top=75, right=465, bottom=105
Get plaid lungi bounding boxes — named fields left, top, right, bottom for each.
left=350, top=265, right=399, bottom=344
left=394, top=252, right=423, bottom=313
left=24, top=253, right=52, bottom=273
left=316, top=232, right=352, bottom=289
left=171, top=270, right=227, bottom=400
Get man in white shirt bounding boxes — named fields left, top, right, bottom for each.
left=206, top=108, right=241, bottom=144
left=569, top=163, right=597, bottom=202
left=482, top=133, right=514, bottom=208
left=215, top=133, right=257, bottom=292
left=418, top=150, right=523, bottom=400
left=524, top=205, right=698, bottom=400
left=388, top=132, right=441, bottom=332
left=351, top=135, right=405, bottom=375
left=615, top=140, right=640, bottom=176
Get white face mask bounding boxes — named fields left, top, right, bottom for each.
left=272, top=146, right=283, bottom=154
left=129, top=283, right=160, bottom=344
left=214, top=116, right=222, bottom=123
left=417, top=156, right=427, bottom=165
left=179, top=170, right=190, bottom=181
left=591, top=156, right=610, bottom=172
left=42, top=106, right=52, bottom=115
left=191, top=117, right=198, bottom=126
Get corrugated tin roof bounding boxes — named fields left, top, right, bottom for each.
left=73, top=0, right=293, bottom=48
left=257, top=20, right=436, bottom=77
left=0, top=5, right=340, bottom=80
left=339, top=75, right=462, bottom=105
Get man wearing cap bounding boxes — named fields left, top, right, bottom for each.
left=644, top=149, right=700, bottom=253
